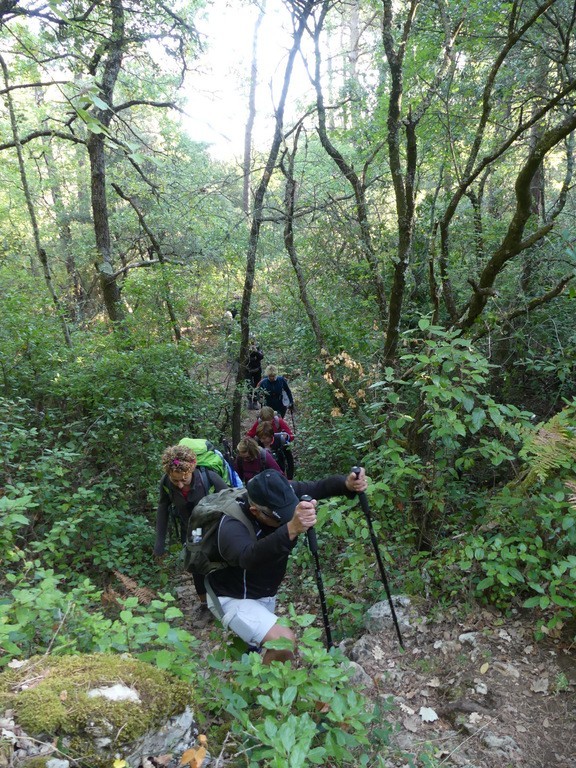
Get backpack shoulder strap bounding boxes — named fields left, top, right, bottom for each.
left=197, top=466, right=214, bottom=496
left=218, top=489, right=257, bottom=540
left=222, top=504, right=257, bottom=541
left=202, top=489, right=256, bottom=619
left=161, top=473, right=173, bottom=499
left=259, top=447, right=267, bottom=472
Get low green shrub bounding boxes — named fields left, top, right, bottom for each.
left=415, top=482, right=576, bottom=632
left=0, top=567, right=201, bottom=677
left=204, top=615, right=394, bottom=768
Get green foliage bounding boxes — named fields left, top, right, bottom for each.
left=0, top=269, right=69, bottom=399
left=1, top=415, right=155, bottom=584
left=204, top=617, right=393, bottom=768
left=415, top=403, right=576, bottom=631
left=517, top=403, right=576, bottom=481
left=0, top=568, right=202, bottom=678
left=0, top=495, right=31, bottom=567
left=362, top=326, right=533, bottom=548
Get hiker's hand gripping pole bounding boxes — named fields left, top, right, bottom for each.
left=351, top=467, right=404, bottom=649
left=301, top=494, right=333, bottom=650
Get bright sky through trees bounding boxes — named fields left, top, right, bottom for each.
left=183, top=1, right=313, bottom=159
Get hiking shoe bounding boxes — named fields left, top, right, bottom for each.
left=194, top=604, right=214, bottom=627
left=246, top=644, right=262, bottom=654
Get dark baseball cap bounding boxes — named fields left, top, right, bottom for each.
left=246, top=470, right=298, bottom=524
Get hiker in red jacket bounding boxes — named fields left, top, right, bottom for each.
left=245, top=406, right=294, bottom=442
left=255, top=422, right=295, bottom=480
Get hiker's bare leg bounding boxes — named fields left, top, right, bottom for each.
left=261, top=623, right=295, bottom=664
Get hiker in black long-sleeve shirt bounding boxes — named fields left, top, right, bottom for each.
left=206, top=468, right=367, bottom=664
left=155, top=444, right=227, bottom=611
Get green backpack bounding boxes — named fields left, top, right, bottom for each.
left=184, top=487, right=256, bottom=577
left=178, top=438, right=243, bottom=488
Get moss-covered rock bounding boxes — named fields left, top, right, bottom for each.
left=0, top=654, right=195, bottom=767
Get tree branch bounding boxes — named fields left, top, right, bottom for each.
left=471, top=274, right=575, bottom=341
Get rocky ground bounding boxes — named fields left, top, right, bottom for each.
left=169, top=398, right=575, bottom=768
left=177, top=577, right=575, bottom=768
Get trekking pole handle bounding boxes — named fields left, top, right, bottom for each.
left=352, top=466, right=370, bottom=515
left=300, top=495, right=318, bottom=553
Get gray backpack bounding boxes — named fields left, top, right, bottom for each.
left=184, top=488, right=256, bottom=576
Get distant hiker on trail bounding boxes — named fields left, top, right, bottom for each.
left=257, top=364, right=293, bottom=418
left=234, top=437, right=283, bottom=482
left=205, top=468, right=367, bottom=664
left=222, top=297, right=240, bottom=337
left=246, top=405, right=294, bottom=443
left=154, top=444, right=228, bottom=614
left=246, top=339, right=264, bottom=410
left=255, top=421, right=295, bottom=480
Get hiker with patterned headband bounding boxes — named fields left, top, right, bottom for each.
left=154, top=444, right=228, bottom=616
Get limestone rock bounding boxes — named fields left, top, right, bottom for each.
left=0, top=654, right=196, bottom=768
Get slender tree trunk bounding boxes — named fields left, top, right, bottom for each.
left=381, top=0, right=418, bottom=363
left=280, top=131, right=373, bottom=428
left=87, top=0, right=126, bottom=324
left=39, top=105, right=85, bottom=322
left=0, top=54, right=72, bottom=348
left=243, top=3, right=265, bottom=216
left=460, top=113, right=576, bottom=330
left=111, top=184, right=181, bottom=341
left=313, top=1, right=388, bottom=326
left=436, top=0, right=560, bottom=323
left=231, top=0, right=317, bottom=447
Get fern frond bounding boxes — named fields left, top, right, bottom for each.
left=566, top=480, right=576, bottom=510
left=518, top=404, right=576, bottom=482
left=113, top=570, right=157, bottom=605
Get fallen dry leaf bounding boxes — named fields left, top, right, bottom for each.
left=480, top=663, right=489, bottom=674
left=419, top=706, right=439, bottom=722
left=399, top=703, right=415, bottom=715
left=530, top=677, right=549, bottom=694
left=405, top=689, right=418, bottom=700
left=179, top=736, right=208, bottom=768
left=179, top=746, right=206, bottom=768
left=403, top=714, right=420, bottom=732
left=427, top=677, right=441, bottom=688
left=372, top=645, right=385, bottom=661
left=59, top=690, right=68, bottom=702
left=469, top=712, right=482, bottom=724
left=155, top=755, right=172, bottom=766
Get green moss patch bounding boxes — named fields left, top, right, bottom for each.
left=0, top=654, right=194, bottom=765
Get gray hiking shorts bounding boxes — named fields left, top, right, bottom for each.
left=207, top=595, right=277, bottom=646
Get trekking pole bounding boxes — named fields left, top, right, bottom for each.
left=290, top=406, right=296, bottom=435
left=301, top=494, right=333, bottom=650
left=351, top=466, right=404, bottom=649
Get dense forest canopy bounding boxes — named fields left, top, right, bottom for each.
left=0, top=0, right=575, bottom=764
